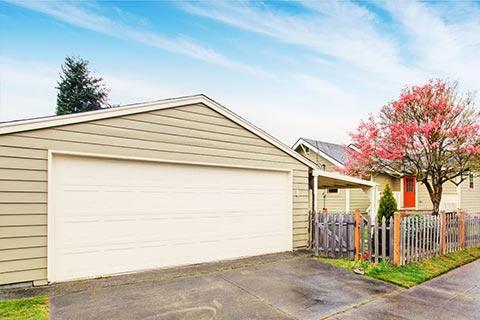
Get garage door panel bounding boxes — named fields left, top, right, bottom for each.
left=51, top=155, right=291, bottom=282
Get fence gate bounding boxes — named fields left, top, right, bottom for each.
left=314, top=213, right=356, bottom=258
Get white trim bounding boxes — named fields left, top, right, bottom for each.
left=415, top=179, right=419, bottom=209
left=346, top=189, right=351, bottom=213
left=400, top=177, right=404, bottom=208
left=312, top=174, right=318, bottom=213
left=312, top=169, right=378, bottom=188
left=47, top=150, right=296, bottom=282
left=292, top=138, right=344, bottom=168
left=47, top=150, right=54, bottom=283
left=0, top=95, right=317, bottom=170
left=469, top=172, right=476, bottom=190
left=286, top=170, right=294, bottom=251
left=457, top=175, right=462, bottom=209
left=48, top=150, right=294, bottom=173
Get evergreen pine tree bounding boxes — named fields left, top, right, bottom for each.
left=377, top=183, right=397, bottom=221
left=56, top=56, right=109, bottom=115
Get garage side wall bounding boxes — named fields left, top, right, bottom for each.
left=0, top=103, right=309, bottom=285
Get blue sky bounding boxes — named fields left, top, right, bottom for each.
left=1, top=1, right=480, bottom=145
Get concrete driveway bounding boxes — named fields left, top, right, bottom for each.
left=3, top=253, right=478, bottom=319
left=2, top=252, right=397, bottom=319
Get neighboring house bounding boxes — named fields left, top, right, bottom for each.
left=0, top=95, right=375, bottom=287
left=293, top=138, right=480, bottom=215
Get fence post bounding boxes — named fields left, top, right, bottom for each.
left=393, top=212, right=401, bottom=266
left=441, top=210, right=446, bottom=255
left=354, top=210, right=361, bottom=262
left=314, top=211, right=319, bottom=256
left=460, top=210, right=465, bottom=250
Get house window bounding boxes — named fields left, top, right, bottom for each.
left=469, top=173, right=475, bottom=190
left=405, top=178, right=415, bottom=192
left=327, top=188, right=339, bottom=194
left=304, top=146, right=310, bottom=154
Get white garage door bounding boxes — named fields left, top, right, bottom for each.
left=49, top=155, right=292, bottom=282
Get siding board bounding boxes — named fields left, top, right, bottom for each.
left=53, top=124, right=285, bottom=157
left=126, top=112, right=258, bottom=138
left=0, top=192, right=47, bottom=203
left=0, top=181, right=47, bottom=192
left=0, top=215, right=47, bottom=226
left=0, top=226, right=47, bottom=238
left=0, top=257, right=47, bottom=273
left=0, top=157, right=47, bottom=170
left=174, top=104, right=226, bottom=118
left=0, top=146, right=47, bottom=159
left=0, top=236, right=46, bottom=249
left=94, top=117, right=271, bottom=148
left=0, top=169, right=47, bottom=181
left=149, top=108, right=242, bottom=129
left=0, top=268, right=46, bottom=284
left=0, top=247, right=46, bottom=262
left=0, top=203, right=47, bottom=215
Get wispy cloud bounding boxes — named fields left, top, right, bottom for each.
left=380, top=1, right=480, bottom=86
left=180, top=0, right=480, bottom=91
left=5, top=0, right=264, bottom=75
left=180, top=1, right=420, bottom=84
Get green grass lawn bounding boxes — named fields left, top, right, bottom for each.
left=0, top=296, right=48, bottom=320
left=318, top=246, right=480, bottom=288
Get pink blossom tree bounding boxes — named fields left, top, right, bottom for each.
left=342, top=80, right=480, bottom=215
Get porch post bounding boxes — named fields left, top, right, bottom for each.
left=362, top=184, right=379, bottom=220
left=312, top=172, right=319, bottom=255
left=312, top=172, right=318, bottom=213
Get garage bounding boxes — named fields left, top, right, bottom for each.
left=50, top=154, right=292, bottom=282
left=0, top=95, right=316, bottom=286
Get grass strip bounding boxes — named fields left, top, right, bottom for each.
left=0, top=295, right=49, bottom=320
left=318, top=246, right=480, bottom=288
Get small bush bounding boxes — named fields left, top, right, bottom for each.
left=378, top=183, right=397, bottom=221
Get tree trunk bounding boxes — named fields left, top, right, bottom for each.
left=424, top=180, right=443, bottom=215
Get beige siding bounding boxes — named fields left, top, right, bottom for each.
left=297, top=148, right=335, bottom=172
left=297, top=148, right=344, bottom=212
left=349, top=189, right=370, bottom=213
left=296, top=147, right=371, bottom=213
left=0, top=103, right=310, bottom=285
left=417, top=180, right=459, bottom=211
left=460, top=176, right=480, bottom=214
left=373, top=174, right=399, bottom=192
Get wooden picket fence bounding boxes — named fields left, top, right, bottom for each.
left=314, top=213, right=356, bottom=258
left=313, top=210, right=480, bottom=266
left=358, top=215, right=394, bottom=263
left=400, top=215, right=442, bottom=265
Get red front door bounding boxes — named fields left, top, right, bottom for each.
left=403, top=176, right=416, bottom=207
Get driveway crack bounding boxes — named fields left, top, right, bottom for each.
left=216, top=273, right=297, bottom=320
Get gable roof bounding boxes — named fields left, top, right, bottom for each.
left=293, top=138, right=350, bottom=167
left=304, top=139, right=347, bottom=164
left=0, top=94, right=318, bottom=170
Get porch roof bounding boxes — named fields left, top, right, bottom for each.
left=313, top=169, right=378, bottom=189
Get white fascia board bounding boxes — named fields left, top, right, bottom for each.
left=293, top=138, right=345, bottom=168
left=0, top=94, right=318, bottom=170
left=312, top=169, right=378, bottom=188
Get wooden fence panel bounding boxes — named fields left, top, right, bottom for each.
left=314, top=213, right=356, bottom=258
left=314, top=211, right=480, bottom=266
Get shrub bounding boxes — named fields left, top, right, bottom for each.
left=378, top=183, right=397, bottom=221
